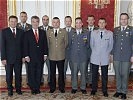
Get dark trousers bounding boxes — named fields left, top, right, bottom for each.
left=28, top=61, right=43, bottom=91
left=91, top=63, right=108, bottom=93
left=5, top=62, right=22, bottom=91
left=49, top=60, right=65, bottom=91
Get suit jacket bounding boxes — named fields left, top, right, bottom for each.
left=39, top=25, right=53, bottom=31
left=17, top=23, right=32, bottom=32
left=1, top=27, right=24, bottom=64
left=64, top=27, right=75, bottom=59
left=112, top=26, right=133, bottom=62
left=47, top=28, right=68, bottom=61
left=24, top=29, right=48, bottom=63
left=90, top=29, right=113, bottom=65
left=69, top=29, right=90, bottom=63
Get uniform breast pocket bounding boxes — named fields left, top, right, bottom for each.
left=105, top=38, right=109, bottom=41
left=60, top=35, right=65, bottom=41
left=104, top=38, right=110, bottom=44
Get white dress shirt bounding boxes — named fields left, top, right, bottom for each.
left=76, top=29, right=82, bottom=35
left=88, top=25, right=94, bottom=31
left=43, top=25, right=48, bottom=31
left=54, top=28, right=59, bottom=34
left=10, top=27, right=16, bottom=34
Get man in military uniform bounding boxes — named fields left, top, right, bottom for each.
left=17, top=11, right=32, bottom=85
left=47, top=17, right=68, bottom=93
left=17, top=11, right=31, bottom=32
left=64, top=16, right=75, bottom=79
left=84, top=15, right=99, bottom=87
left=69, top=17, right=90, bottom=94
left=112, top=13, right=133, bottom=99
left=39, top=15, right=53, bottom=85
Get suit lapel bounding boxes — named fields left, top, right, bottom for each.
left=38, top=29, right=42, bottom=44
left=25, top=23, right=29, bottom=30
left=47, top=26, right=51, bottom=31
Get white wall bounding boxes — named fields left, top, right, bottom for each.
left=15, top=0, right=76, bottom=28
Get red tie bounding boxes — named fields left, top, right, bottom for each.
left=34, top=30, right=39, bottom=43
left=12, top=28, right=16, bottom=38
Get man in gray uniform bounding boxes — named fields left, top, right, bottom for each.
left=112, top=13, right=133, bottom=99
left=84, top=15, right=98, bottom=87
left=39, top=15, right=53, bottom=85
left=64, top=16, right=75, bottom=79
left=90, top=18, right=113, bottom=97
left=69, top=17, right=90, bottom=94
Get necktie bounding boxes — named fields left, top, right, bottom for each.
left=35, top=30, right=39, bottom=43
left=22, top=24, right=25, bottom=30
left=100, top=32, right=103, bottom=39
left=89, top=28, right=92, bottom=32
left=123, top=27, right=125, bottom=31
left=12, top=28, right=16, bottom=38
left=78, top=31, right=80, bottom=35
left=44, top=27, right=46, bottom=31
left=67, top=28, right=69, bottom=32
left=55, top=30, right=57, bottom=37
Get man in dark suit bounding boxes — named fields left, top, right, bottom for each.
left=17, top=11, right=32, bottom=85
left=1, top=15, right=24, bottom=96
left=39, top=15, right=53, bottom=85
left=24, top=16, right=48, bottom=95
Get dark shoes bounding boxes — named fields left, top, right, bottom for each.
left=49, top=90, right=55, bottom=93
left=91, top=91, right=96, bottom=96
left=31, top=89, right=41, bottom=95
left=31, top=90, right=36, bottom=95
left=113, top=92, right=122, bottom=97
left=8, top=90, right=13, bottom=96
left=71, top=89, right=77, bottom=94
left=36, top=90, right=41, bottom=94
left=113, top=92, right=126, bottom=99
left=121, top=93, right=127, bottom=99
left=8, top=89, right=22, bottom=96
left=81, top=89, right=87, bottom=94
left=59, top=89, right=65, bottom=93
left=91, top=91, right=108, bottom=97
left=103, top=92, right=108, bottom=97
left=16, top=90, right=22, bottom=95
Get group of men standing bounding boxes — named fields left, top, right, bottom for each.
left=0, top=11, right=133, bottom=100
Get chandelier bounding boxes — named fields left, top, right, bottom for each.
left=88, top=0, right=110, bottom=9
